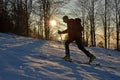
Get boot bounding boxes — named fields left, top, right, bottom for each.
left=62, top=56, right=72, bottom=62
left=89, top=54, right=96, bottom=64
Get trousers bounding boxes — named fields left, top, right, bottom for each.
left=65, top=38, right=91, bottom=57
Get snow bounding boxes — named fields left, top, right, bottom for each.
left=0, top=33, right=120, bottom=80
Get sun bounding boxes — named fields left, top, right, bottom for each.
left=50, top=19, right=57, bottom=27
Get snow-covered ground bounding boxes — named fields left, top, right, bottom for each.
left=0, top=33, right=120, bottom=80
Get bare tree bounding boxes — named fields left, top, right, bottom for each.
left=9, top=0, right=32, bottom=36
left=0, top=0, right=13, bottom=32
left=89, top=0, right=96, bottom=46
left=104, top=0, right=108, bottom=48
left=24, top=0, right=32, bottom=36
left=115, top=0, right=120, bottom=50
left=98, top=0, right=111, bottom=48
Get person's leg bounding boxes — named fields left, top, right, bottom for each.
left=75, top=39, right=92, bottom=57
left=75, top=38, right=96, bottom=63
left=64, top=39, right=72, bottom=57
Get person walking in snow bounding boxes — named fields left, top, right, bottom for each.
left=58, top=16, right=96, bottom=63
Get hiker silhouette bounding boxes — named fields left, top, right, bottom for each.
left=58, top=16, right=96, bottom=63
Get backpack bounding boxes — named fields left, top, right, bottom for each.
left=74, top=18, right=83, bottom=32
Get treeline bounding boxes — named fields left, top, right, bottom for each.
left=0, top=0, right=67, bottom=38
left=71, top=0, right=120, bottom=50
left=0, top=0, right=32, bottom=36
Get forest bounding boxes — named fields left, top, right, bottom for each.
left=0, top=0, right=120, bottom=50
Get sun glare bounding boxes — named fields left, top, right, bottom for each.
left=50, top=19, right=57, bottom=27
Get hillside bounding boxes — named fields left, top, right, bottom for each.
left=0, top=33, right=120, bottom=80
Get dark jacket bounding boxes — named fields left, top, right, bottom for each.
left=62, top=19, right=83, bottom=41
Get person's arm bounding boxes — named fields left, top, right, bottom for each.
left=58, top=29, right=68, bottom=34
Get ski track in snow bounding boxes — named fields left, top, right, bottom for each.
left=0, top=33, right=120, bottom=80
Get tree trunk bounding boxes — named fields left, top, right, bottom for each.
left=43, top=0, right=51, bottom=40
left=104, top=0, right=107, bottom=48
left=90, top=0, right=96, bottom=46
left=115, top=0, right=119, bottom=50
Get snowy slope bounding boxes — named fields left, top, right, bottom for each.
left=0, top=33, right=120, bottom=80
